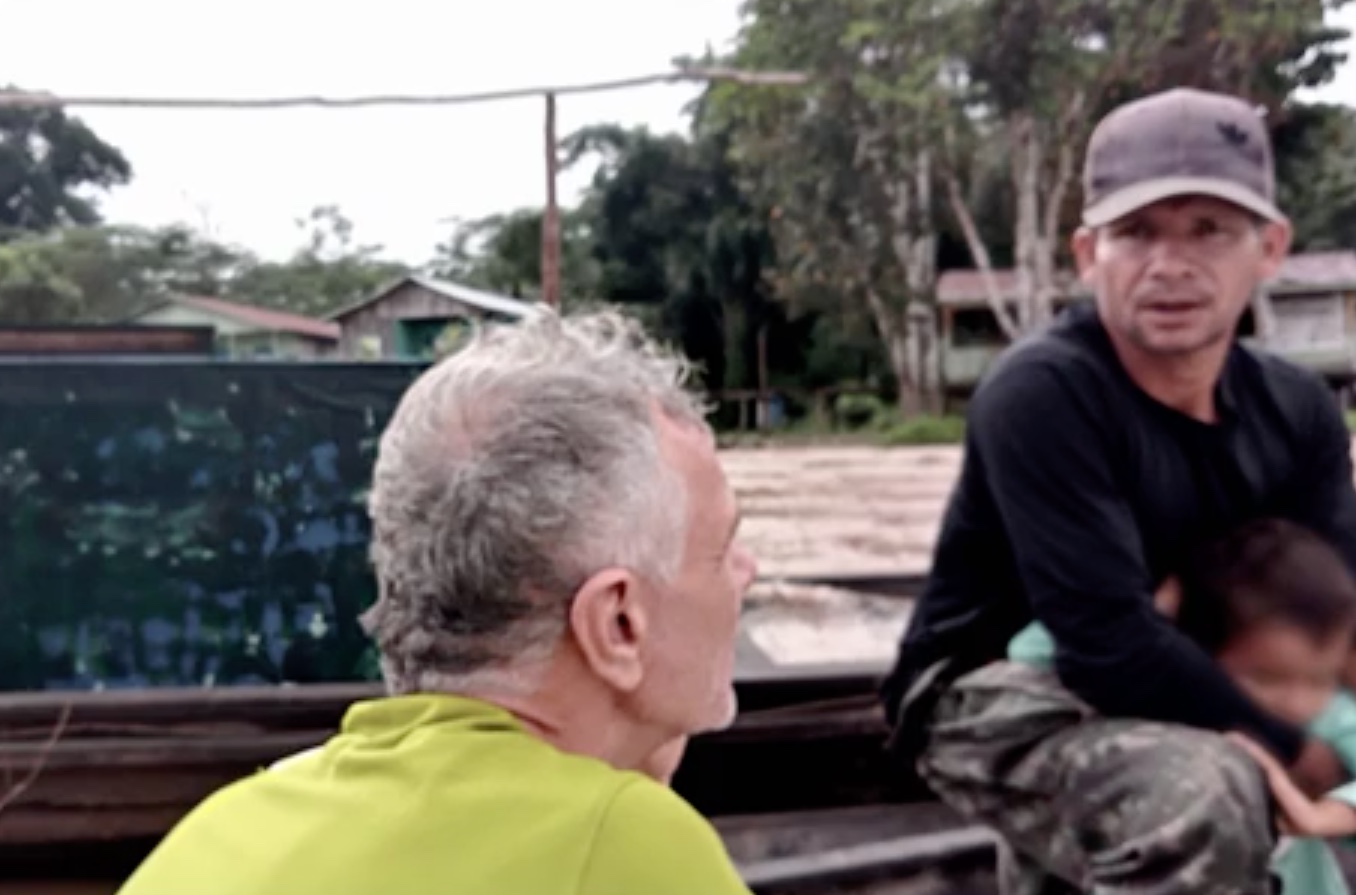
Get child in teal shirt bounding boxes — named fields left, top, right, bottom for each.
left=1009, top=518, right=1356, bottom=894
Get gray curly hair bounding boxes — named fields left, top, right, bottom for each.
left=360, top=308, right=710, bottom=696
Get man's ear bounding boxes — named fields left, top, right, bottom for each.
left=1072, top=226, right=1097, bottom=286
left=568, top=568, right=648, bottom=693
left=1255, top=218, right=1293, bottom=282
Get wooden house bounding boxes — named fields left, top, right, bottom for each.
left=329, top=275, right=542, bottom=359
left=127, top=295, right=340, bottom=359
left=936, top=251, right=1356, bottom=395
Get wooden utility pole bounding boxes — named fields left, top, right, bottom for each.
left=541, top=92, right=561, bottom=308
left=0, top=66, right=808, bottom=315
left=756, top=323, right=769, bottom=429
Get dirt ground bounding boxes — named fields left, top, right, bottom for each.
left=726, top=445, right=960, bottom=669
left=723, top=444, right=962, bottom=579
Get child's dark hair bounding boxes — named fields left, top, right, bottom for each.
left=1177, top=518, right=1356, bottom=653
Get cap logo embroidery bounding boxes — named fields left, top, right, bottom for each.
left=1217, top=121, right=1248, bottom=147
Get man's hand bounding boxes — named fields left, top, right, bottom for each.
left=1288, top=736, right=1348, bottom=798
left=1152, top=577, right=1182, bottom=618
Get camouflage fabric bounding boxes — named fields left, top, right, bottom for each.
left=917, top=661, right=1278, bottom=895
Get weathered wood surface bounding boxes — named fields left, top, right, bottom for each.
left=724, top=438, right=1356, bottom=577
left=0, top=681, right=901, bottom=848
left=722, top=446, right=961, bottom=579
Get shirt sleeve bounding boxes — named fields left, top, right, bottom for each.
left=1323, top=778, right=1356, bottom=852
left=1008, top=622, right=1057, bottom=669
left=1286, top=382, right=1356, bottom=575
left=578, top=779, right=752, bottom=895
left=1328, top=780, right=1356, bottom=809
left=1310, top=691, right=1356, bottom=776
left=970, top=361, right=1304, bottom=761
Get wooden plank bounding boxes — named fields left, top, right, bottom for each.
left=741, top=827, right=997, bottom=894
left=0, top=326, right=215, bottom=356
left=0, top=684, right=378, bottom=736
left=0, top=660, right=895, bottom=737
left=0, top=698, right=903, bottom=847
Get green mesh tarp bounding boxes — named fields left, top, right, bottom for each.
left=0, top=360, right=426, bottom=692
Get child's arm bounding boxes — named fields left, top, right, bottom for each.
left=1229, top=733, right=1356, bottom=838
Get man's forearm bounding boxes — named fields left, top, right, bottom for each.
left=1057, top=633, right=1305, bottom=763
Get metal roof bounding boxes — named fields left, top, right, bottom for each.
left=326, top=274, right=545, bottom=322
left=133, top=295, right=341, bottom=340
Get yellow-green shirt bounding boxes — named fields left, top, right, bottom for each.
left=117, top=693, right=752, bottom=895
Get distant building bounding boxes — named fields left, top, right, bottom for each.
left=127, top=295, right=340, bottom=359
left=0, top=325, right=216, bottom=357
left=329, top=275, right=543, bottom=359
left=935, top=250, right=1356, bottom=394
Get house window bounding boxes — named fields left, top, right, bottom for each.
left=394, top=317, right=467, bottom=359
left=951, top=308, right=1006, bottom=347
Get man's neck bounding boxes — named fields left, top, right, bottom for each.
left=470, top=660, right=663, bottom=774
left=1108, top=334, right=1230, bottom=423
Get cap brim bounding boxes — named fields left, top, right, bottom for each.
left=1082, top=176, right=1284, bottom=228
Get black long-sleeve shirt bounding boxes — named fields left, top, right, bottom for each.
left=883, top=302, right=1356, bottom=763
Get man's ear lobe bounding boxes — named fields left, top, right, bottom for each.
left=568, top=568, right=646, bottom=693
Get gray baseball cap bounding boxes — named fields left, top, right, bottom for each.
left=1082, top=87, right=1283, bottom=228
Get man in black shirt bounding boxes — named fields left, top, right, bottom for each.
left=882, top=87, right=1356, bottom=893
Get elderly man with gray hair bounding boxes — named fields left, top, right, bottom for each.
left=117, top=310, right=758, bottom=895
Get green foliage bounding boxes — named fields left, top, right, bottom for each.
left=1273, top=102, right=1356, bottom=252
left=712, top=0, right=1352, bottom=351
left=0, top=208, right=408, bottom=324
left=827, top=391, right=965, bottom=444
left=878, top=413, right=966, bottom=446
left=229, top=206, right=407, bottom=318
left=438, top=123, right=796, bottom=398
left=566, top=123, right=784, bottom=394
left=0, top=96, right=131, bottom=238
left=834, top=393, right=887, bottom=429
left=430, top=207, right=597, bottom=302
left=0, top=362, right=423, bottom=691
left=0, top=235, right=85, bottom=321
left=0, top=224, right=229, bottom=323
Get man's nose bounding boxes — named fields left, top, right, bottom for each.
left=738, top=546, right=758, bottom=589
left=1144, top=237, right=1196, bottom=279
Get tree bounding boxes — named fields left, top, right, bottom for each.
left=0, top=224, right=247, bottom=324
left=0, top=95, right=131, bottom=238
left=564, top=122, right=785, bottom=396
left=1272, top=102, right=1356, bottom=252
left=227, top=206, right=406, bottom=317
left=708, top=0, right=947, bottom=412
left=0, top=236, right=84, bottom=322
left=431, top=124, right=798, bottom=400
left=716, top=0, right=1353, bottom=372
left=943, top=0, right=1351, bottom=337
left=429, top=207, right=596, bottom=302
left=0, top=207, right=407, bottom=325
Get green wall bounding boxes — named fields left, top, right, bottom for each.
left=0, top=360, right=425, bottom=692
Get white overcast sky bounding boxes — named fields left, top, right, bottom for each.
left=5, top=0, right=1356, bottom=265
